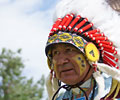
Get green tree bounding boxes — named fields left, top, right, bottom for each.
left=0, top=48, right=45, bottom=100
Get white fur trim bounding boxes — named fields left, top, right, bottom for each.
left=46, top=74, right=59, bottom=100
left=97, top=63, right=120, bottom=82
left=53, top=77, right=59, bottom=91
left=93, top=71, right=105, bottom=100
left=46, top=73, right=54, bottom=100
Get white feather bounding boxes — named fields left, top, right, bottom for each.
left=116, top=48, right=120, bottom=60
left=93, top=71, right=105, bottom=100
left=54, top=0, right=120, bottom=49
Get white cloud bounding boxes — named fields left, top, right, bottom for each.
left=0, top=0, right=55, bottom=81
left=15, top=0, right=43, bottom=6
left=0, top=0, right=10, bottom=4
left=13, top=0, right=43, bottom=13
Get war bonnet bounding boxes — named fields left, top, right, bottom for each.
left=45, top=0, right=120, bottom=99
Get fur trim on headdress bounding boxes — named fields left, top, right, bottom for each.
left=93, top=71, right=105, bottom=100
left=97, top=63, right=120, bottom=82
left=46, top=73, right=59, bottom=100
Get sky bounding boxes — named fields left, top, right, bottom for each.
left=0, top=0, right=59, bottom=82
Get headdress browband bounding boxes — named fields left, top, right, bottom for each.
left=48, top=13, right=119, bottom=69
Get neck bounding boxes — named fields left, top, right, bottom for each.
left=72, top=77, right=94, bottom=99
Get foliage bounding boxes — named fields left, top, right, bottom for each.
left=0, top=48, right=45, bottom=100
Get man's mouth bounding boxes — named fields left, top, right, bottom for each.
left=61, top=68, right=74, bottom=74
left=62, top=68, right=73, bottom=72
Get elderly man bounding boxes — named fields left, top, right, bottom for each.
left=45, top=0, right=120, bottom=100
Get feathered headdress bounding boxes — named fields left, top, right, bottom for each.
left=45, top=0, right=120, bottom=99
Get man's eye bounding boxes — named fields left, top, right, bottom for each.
left=66, top=48, right=73, bottom=52
left=53, top=51, right=59, bottom=56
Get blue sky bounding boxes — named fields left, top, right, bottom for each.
left=0, top=0, right=59, bottom=82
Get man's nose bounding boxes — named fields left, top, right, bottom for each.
left=57, top=53, right=69, bottom=65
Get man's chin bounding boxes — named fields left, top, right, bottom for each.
left=61, top=77, right=80, bottom=85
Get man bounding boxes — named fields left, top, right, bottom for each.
left=45, top=0, right=120, bottom=100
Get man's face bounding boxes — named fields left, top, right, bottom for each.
left=51, top=43, right=91, bottom=85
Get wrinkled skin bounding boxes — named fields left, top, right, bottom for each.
left=51, top=43, right=94, bottom=85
